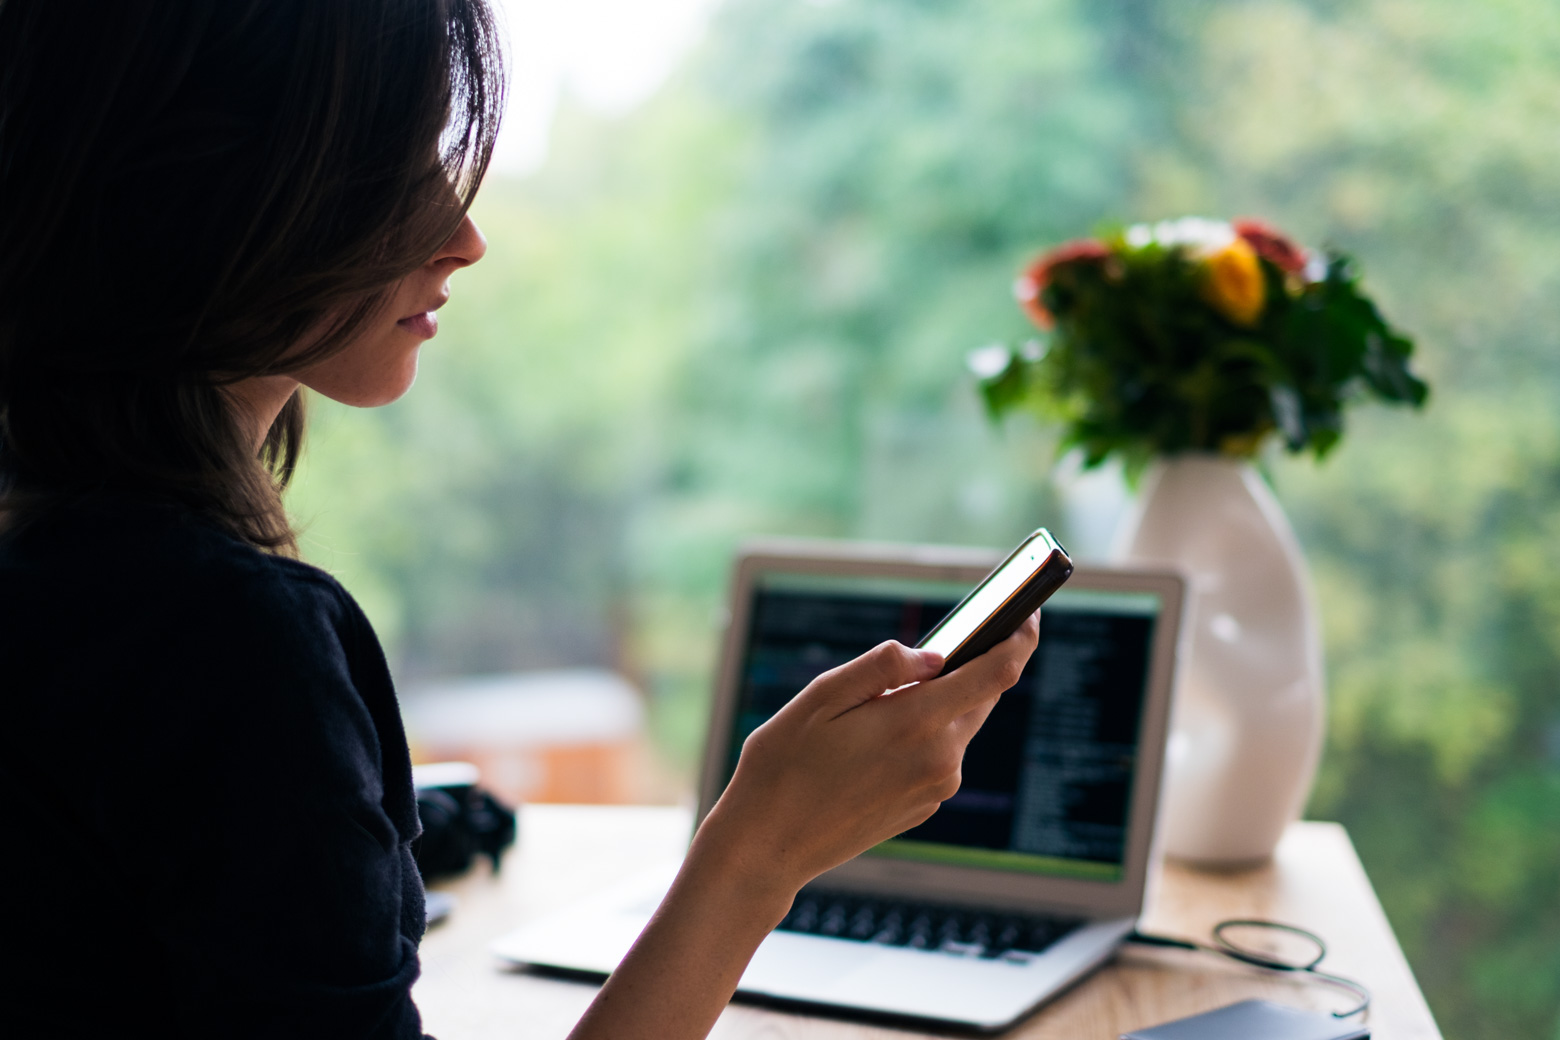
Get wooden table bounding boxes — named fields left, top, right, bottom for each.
left=413, top=805, right=1441, bottom=1039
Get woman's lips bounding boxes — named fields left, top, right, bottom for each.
left=397, top=311, right=438, bottom=339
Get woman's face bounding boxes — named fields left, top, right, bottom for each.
left=298, top=214, right=488, bottom=406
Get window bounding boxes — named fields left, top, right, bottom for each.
left=291, top=3, right=1560, bottom=1036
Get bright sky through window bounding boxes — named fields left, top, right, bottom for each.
left=490, top=0, right=722, bottom=174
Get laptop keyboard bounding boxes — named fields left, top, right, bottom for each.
left=776, top=890, right=1083, bottom=963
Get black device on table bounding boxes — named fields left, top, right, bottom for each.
left=915, top=528, right=1073, bottom=674
left=1121, top=999, right=1370, bottom=1040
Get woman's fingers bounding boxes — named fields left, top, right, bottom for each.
left=897, top=611, right=1041, bottom=725
left=869, top=614, right=1041, bottom=811
left=801, top=639, right=944, bottom=716
left=947, top=698, right=1004, bottom=753
left=801, top=610, right=1040, bottom=725
left=712, top=612, right=1042, bottom=890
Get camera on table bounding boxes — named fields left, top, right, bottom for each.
left=411, top=762, right=517, bottom=882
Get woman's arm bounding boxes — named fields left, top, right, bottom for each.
left=567, top=615, right=1040, bottom=1040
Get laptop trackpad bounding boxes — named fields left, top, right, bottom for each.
left=740, top=935, right=1033, bottom=1025
left=742, top=930, right=882, bottom=990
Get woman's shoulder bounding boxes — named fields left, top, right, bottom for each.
left=0, top=493, right=406, bottom=794
left=3, top=493, right=356, bottom=614
left=0, top=495, right=384, bottom=693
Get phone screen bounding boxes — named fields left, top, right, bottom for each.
left=918, top=532, right=1055, bottom=660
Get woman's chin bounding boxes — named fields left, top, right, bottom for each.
left=304, top=354, right=420, bottom=408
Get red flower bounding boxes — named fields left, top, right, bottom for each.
left=1233, top=219, right=1308, bottom=275
left=1015, top=239, right=1110, bottom=329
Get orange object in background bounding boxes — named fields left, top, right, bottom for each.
left=421, top=741, right=644, bottom=805
left=401, top=670, right=661, bottom=805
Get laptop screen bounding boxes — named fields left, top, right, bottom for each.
left=721, top=570, right=1162, bottom=884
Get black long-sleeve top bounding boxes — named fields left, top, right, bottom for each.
left=1, top=496, right=430, bottom=1038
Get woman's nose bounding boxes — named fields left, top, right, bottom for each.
left=435, top=214, right=487, bottom=270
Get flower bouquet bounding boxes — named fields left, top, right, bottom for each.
left=972, top=218, right=1430, bottom=864
left=973, top=217, right=1428, bottom=476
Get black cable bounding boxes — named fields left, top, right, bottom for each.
left=1125, top=921, right=1372, bottom=1019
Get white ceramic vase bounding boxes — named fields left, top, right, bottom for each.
left=1114, top=455, right=1325, bottom=866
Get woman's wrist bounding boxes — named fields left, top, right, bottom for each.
left=567, top=812, right=799, bottom=1040
left=682, top=803, right=805, bottom=929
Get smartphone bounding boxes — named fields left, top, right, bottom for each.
left=916, top=528, right=1073, bottom=675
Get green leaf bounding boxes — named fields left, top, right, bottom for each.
left=976, top=349, right=1029, bottom=421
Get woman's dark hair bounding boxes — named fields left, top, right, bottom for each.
left=0, top=0, right=504, bottom=550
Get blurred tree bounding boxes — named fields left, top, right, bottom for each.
left=287, top=0, right=1560, bottom=1034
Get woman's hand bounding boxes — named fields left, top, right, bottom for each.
left=694, top=613, right=1041, bottom=898
left=567, top=614, right=1040, bottom=1040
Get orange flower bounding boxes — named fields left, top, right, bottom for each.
left=1014, top=239, right=1110, bottom=329
left=1201, top=238, right=1265, bottom=326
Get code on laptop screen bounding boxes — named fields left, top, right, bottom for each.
left=723, top=572, right=1160, bottom=883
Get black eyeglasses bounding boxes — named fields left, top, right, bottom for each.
left=1127, top=920, right=1371, bottom=1018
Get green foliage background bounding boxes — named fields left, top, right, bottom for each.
left=288, top=1, right=1560, bottom=1035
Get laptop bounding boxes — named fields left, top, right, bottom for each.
left=492, top=538, right=1186, bottom=1032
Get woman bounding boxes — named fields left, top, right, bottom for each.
left=0, top=2, right=1037, bottom=1037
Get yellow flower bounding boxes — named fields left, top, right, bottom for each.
left=1201, top=237, right=1265, bottom=326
